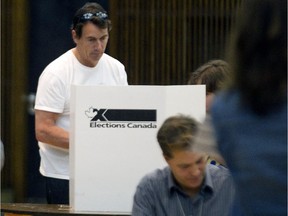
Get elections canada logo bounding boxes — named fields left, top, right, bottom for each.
left=85, top=107, right=157, bottom=129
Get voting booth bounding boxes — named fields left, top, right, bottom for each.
left=69, top=85, right=205, bottom=213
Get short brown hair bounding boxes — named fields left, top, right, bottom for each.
left=157, top=115, right=198, bottom=159
left=188, top=60, right=230, bottom=94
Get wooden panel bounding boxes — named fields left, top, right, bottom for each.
left=1, top=203, right=130, bottom=216
left=109, top=0, right=242, bottom=85
left=1, top=0, right=29, bottom=201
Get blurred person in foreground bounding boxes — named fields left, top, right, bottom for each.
left=210, top=0, right=287, bottom=215
left=34, top=2, right=128, bottom=204
left=132, top=115, right=235, bottom=216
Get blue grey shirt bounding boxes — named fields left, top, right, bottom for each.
left=132, top=164, right=235, bottom=216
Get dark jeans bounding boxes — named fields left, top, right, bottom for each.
left=45, top=176, right=69, bottom=204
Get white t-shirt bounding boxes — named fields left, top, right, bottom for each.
left=35, top=49, right=128, bottom=179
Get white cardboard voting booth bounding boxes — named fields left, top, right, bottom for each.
left=70, top=85, right=205, bottom=213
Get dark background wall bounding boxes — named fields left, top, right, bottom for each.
left=109, top=0, right=241, bottom=85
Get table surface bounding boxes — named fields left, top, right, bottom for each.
left=0, top=203, right=131, bottom=216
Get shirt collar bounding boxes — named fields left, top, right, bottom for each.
left=168, top=164, right=214, bottom=197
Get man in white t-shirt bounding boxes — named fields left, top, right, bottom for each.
left=34, top=2, right=128, bottom=204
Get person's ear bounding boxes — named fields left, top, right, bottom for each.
left=71, top=30, right=78, bottom=44
left=206, top=93, right=215, bottom=112
left=163, top=154, right=170, bottom=163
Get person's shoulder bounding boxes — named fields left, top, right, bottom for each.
left=213, top=90, right=239, bottom=108
left=211, top=90, right=241, bottom=120
left=101, top=53, right=125, bottom=66
left=207, top=164, right=231, bottom=179
left=207, top=164, right=235, bottom=193
left=138, top=167, right=169, bottom=188
left=44, top=50, right=73, bottom=71
left=41, top=50, right=74, bottom=78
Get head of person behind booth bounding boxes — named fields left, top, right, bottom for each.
left=210, top=0, right=287, bottom=215
left=188, top=59, right=230, bottom=112
left=132, top=114, right=235, bottom=216
left=188, top=59, right=230, bottom=166
left=34, top=2, right=128, bottom=204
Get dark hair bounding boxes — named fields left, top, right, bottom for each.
left=72, top=2, right=112, bottom=38
left=227, top=0, right=287, bottom=115
left=188, top=59, right=230, bottom=94
left=157, top=115, right=198, bottom=159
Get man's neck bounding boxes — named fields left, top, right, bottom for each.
left=182, top=186, right=201, bottom=197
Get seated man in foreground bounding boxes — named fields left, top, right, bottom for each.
left=132, top=114, right=235, bottom=216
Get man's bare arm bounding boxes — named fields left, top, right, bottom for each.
left=35, top=109, right=69, bottom=149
